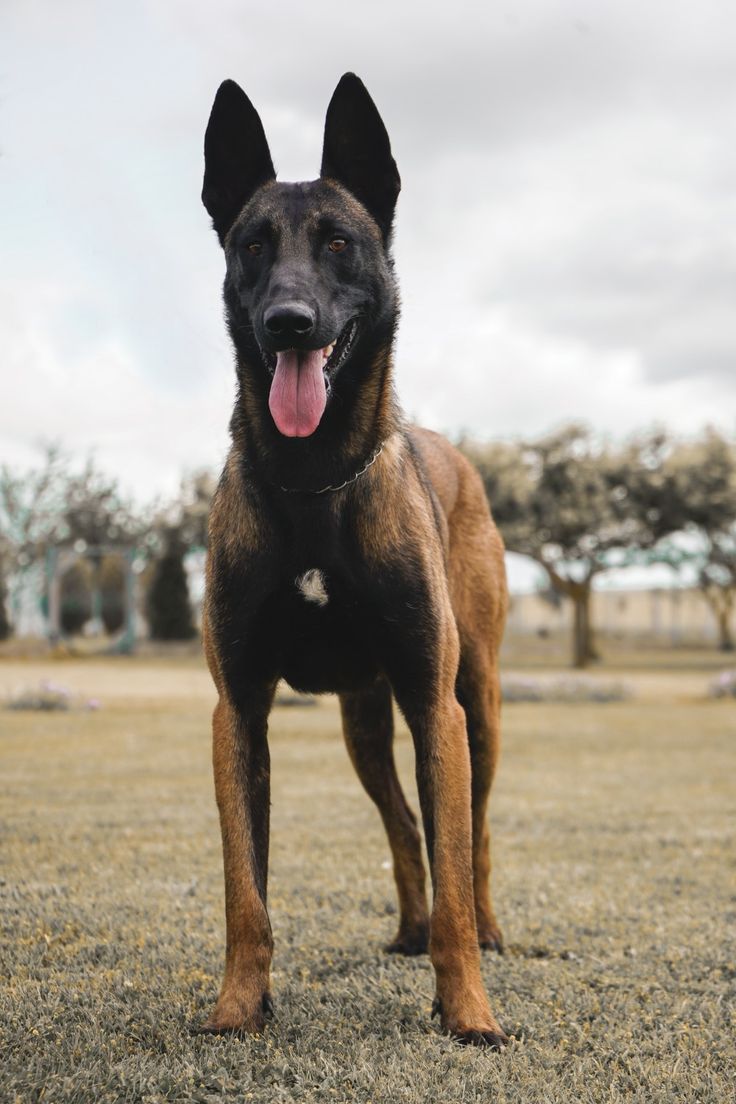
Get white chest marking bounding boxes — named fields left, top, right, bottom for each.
left=296, top=568, right=329, bottom=607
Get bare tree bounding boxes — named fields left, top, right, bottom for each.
left=0, top=444, right=67, bottom=563
left=0, top=444, right=68, bottom=633
left=0, top=445, right=145, bottom=637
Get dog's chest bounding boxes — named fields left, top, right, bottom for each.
left=294, top=567, right=329, bottom=608
left=264, top=558, right=381, bottom=695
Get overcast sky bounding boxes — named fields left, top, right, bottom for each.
left=2, top=0, right=735, bottom=517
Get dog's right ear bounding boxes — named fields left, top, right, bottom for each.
left=202, top=80, right=275, bottom=246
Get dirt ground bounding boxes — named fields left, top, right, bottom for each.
left=1, top=649, right=734, bottom=1102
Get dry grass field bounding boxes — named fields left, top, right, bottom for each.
left=1, top=647, right=734, bottom=1103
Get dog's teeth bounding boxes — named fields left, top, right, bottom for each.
left=324, top=343, right=335, bottom=358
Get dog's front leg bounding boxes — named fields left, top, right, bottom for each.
left=391, top=624, right=508, bottom=1048
left=201, top=687, right=275, bottom=1035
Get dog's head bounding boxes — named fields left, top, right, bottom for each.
left=202, top=74, right=401, bottom=440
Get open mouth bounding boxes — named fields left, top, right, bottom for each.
left=264, top=320, right=358, bottom=438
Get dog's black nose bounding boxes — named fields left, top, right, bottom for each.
left=263, top=302, right=316, bottom=340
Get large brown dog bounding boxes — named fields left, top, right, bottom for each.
left=199, top=73, right=508, bottom=1047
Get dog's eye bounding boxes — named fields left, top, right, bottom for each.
left=247, top=241, right=263, bottom=256
left=328, top=237, right=347, bottom=253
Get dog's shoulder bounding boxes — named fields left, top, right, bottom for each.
left=406, top=425, right=486, bottom=521
left=208, top=446, right=269, bottom=563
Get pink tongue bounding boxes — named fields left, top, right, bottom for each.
left=268, top=348, right=328, bottom=437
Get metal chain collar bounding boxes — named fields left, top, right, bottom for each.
left=279, top=442, right=385, bottom=495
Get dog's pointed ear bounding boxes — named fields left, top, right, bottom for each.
left=202, top=80, right=275, bottom=245
left=320, top=73, right=400, bottom=241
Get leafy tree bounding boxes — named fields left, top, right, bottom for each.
left=625, top=429, right=736, bottom=650
left=699, top=537, right=735, bottom=651
left=177, top=471, right=216, bottom=550
left=467, top=426, right=736, bottom=662
left=58, top=459, right=143, bottom=550
left=465, top=426, right=656, bottom=668
left=666, top=431, right=736, bottom=650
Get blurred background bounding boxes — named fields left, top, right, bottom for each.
left=1, top=0, right=735, bottom=671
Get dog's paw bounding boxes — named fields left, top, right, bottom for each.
left=384, top=924, right=429, bottom=956
left=453, top=1028, right=509, bottom=1049
left=196, top=991, right=274, bottom=1037
left=432, top=996, right=508, bottom=1050
left=477, top=924, right=504, bottom=954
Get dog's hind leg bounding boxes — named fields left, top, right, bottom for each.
left=339, top=679, right=430, bottom=955
left=456, top=643, right=503, bottom=953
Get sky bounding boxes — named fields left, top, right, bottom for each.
left=2, top=1, right=735, bottom=590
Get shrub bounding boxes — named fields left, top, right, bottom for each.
left=501, top=673, right=631, bottom=703
left=146, top=540, right=196, bottom=641
left=60, top=560, right=92, bottom=635
left=99, top=554, right=126, bottom=634
left=709, top=669, right=736, bottom=699
left=5, top=679, right=102, bottom=712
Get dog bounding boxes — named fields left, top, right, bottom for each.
left=199, top=73, right=508, bottom=1048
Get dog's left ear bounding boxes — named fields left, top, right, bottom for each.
left=321, top=73, right=401, bottom=241
left=202, top=80, right=276, bottom=246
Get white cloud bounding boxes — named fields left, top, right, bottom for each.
left=1, top=0, right=735, bottom=500
left=0, top=279, right=233, bottom=499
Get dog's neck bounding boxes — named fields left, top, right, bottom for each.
left=230, top=343, right=401, bottom=494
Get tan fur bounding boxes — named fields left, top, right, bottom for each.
left=339, top=427, right=508, bottom=1040
left=203, top=423, right=508, bottom=1042
left=414, top=428, right=507, bottom=948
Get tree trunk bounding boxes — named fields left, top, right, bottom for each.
left=702, top=586, right=735, bottom=652
left=0, top=566, right=10, bottom=641
left=716, top=605, right=734, bottom=652
left=571, top=583, right=594, bottom=669
left=584, top=587, right=600, bottom=661
left=537, top=561, right=597, bottom=669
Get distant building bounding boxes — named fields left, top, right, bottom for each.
left=507, top=586, right=718, bottom=644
